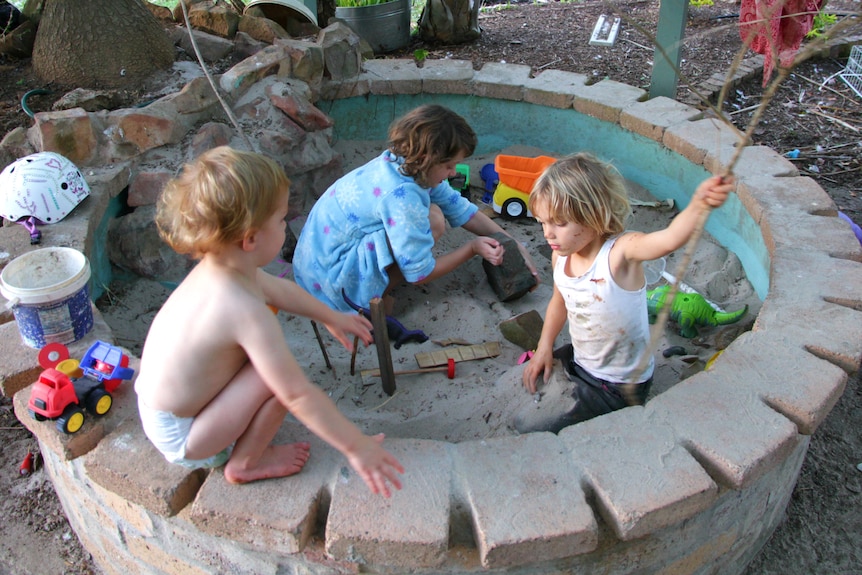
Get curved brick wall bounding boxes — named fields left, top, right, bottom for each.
left=6, top=59, right=862, bottom=575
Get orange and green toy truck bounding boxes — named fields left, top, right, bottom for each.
left=492, top=155, right=556, bottom=219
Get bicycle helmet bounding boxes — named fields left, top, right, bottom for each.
left=0, top=152, right=90, bottom=243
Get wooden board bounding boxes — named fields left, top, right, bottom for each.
left=414, top=342, right=502, bottom=368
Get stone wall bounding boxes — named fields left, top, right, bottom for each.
left=3, top=53, right=862, bottom=574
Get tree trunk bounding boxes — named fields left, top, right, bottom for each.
left=32, top=0, right=175, bottom=89
left=418, top=0, right=480, bottom=44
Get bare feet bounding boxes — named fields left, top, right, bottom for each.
left=224, top=442, right=311, bottom=484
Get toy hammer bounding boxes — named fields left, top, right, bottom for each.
left=365, top=358, right=457, bottom=380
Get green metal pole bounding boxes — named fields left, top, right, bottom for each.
left=649, top=0, right=690, bottom=99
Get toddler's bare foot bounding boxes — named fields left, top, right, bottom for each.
left=224, top=442, right=311, bottom=484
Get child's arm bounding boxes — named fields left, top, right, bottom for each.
left=238, top=307, right=404, bottom=496
left=616, top=175, right=734, bottom=263
left=417, top=209, right=540, bottom=285
left=258, top=271, right=373, bottom=351
left=462, top=210, right=539, bottom=278
left=522, top=255, right=568, bottom=393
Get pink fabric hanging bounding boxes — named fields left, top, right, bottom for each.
left=739, top=0, right=823, bottom=86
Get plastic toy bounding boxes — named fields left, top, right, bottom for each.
left=448, top=164, right=470, bottom=198
left=647, top=285, right=748, bottom=338
left=491, top=155, right=556, bottom=219
left=28, top=341, right=135, bottom=434
left=342, top=290, right=428, bottom=349
left=479, top=163, right=498, bottom=204
left=19, top=451, right=34, bottom=476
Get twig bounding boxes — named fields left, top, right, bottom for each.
left=620, top=37, right=653, bottom=52
left=370, top=391, right=399, bottom=411
left=796, top=73, right=856, bottom=100
left=729, top=103, right=761, bottom=116
left=536, top=58, right=562, bottom=71
left=807, top=108, right=861, bottom=132
left=310, top=320, right=334, bottom=374
left=178, top=0, right=253, bottom=151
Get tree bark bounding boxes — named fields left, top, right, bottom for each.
left=32, top=0, right=175, bottom=89
left=418, top=0, right=480, bottom=44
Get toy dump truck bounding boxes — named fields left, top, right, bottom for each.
left=28, top=341, right=134, bottom=434
left=492, top=155, right=557, bottom=219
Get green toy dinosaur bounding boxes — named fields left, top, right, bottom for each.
left=646, top=285, right=748, bottom=338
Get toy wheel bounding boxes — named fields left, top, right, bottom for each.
left=56, top=405, right=85, bottom=434
left=29, top=409, right=47, bottom=422
left=502, top=198, right=526, bottom=219
left=86, top=389, right=113, bottom=416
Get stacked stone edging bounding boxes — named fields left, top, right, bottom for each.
left=3, top=56, right=861, bottom=575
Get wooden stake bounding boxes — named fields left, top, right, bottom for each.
left=369, top=298, right=396, bottom=396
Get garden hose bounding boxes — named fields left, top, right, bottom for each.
left=21, top=88, right=51, bottom=118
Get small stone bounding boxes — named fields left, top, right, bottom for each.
left=499, top=309, right=544, bottom=351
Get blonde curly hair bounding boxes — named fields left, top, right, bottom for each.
left=528, top=152, right=631, bottom=239
left=156, top=146, right=290, bottom=257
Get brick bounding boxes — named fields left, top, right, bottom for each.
left=361, top=59, right=422, bottom=95
left=85, top=418, right=206, bottom=517
left=326, top=439, right=450, bottom=568
left=524, top=69, right=589, bottom=109
left=127, top=536, right=211, bottom=575
left=620, top=96, right=702, bottom=142
left=759, top=205, right=862, bottom=263
left=705, top=144, right=798, bottom=179
left=571, top=78, right=646, bottom=123
left=190, top=424, right=336, bottom=554
left=645, top=371, right=802, bottom=490
left=561, top=408, right=718, bottom=540
left=663, top=117, right=744, bottom=166
left=471, top=62, right=531, bottom=100
left=709, top=331, right=847, bottom=435
left=420, top=59, right=475, bottom=94
left=735, top=174, right=836, bottom=227
left=453, top=434, right=597, bottom=568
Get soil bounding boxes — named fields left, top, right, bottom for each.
left=1, top=1, right=860, bottom=574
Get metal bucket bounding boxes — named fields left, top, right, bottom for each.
left=245, top=0, right=318, bottom=27
left=335, top=0, right=412, bottom=54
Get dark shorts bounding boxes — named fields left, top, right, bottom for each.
left=541, top=344, right=652, bottom=434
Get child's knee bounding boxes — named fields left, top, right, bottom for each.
left=429, top=204, right=446, bottom=241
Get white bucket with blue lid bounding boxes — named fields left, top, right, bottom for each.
left=0, top=247, right=94, bottom=349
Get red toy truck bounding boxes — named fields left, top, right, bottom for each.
left=28, top=341, right=134, bottom=434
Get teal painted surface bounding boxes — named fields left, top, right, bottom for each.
left=320, top=94, right=769, bottom=299
left=650, top=0, right=689, bottom=99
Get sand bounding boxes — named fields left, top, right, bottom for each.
left=99, top=142, right=761, bottom=443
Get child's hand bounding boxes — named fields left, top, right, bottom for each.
left=472, top=236, right=505, bottom=266
left=324, top=312, right=373, bottom=351
left=694, top=175, right=735, bottom=209
left=347, top=433, right=405, bottom=498
left=522, top=348, right=554, bottom=394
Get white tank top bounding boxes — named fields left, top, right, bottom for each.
left=553, top=236, right=654, bottom=384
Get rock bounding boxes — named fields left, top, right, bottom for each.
left=498, top=309, right=544, bottom=351
left=482, top=232, right=538, bottom=302
left=107, top=206, right=195, bottom=283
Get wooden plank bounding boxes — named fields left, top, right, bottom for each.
left=414, top=342, right=502, bottom=368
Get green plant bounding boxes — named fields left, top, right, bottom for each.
left=689, top=0, right=714, bottom=6
left=806, top=10, right=837, bottom=39
left=413, top=48, right=428, bottom=62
